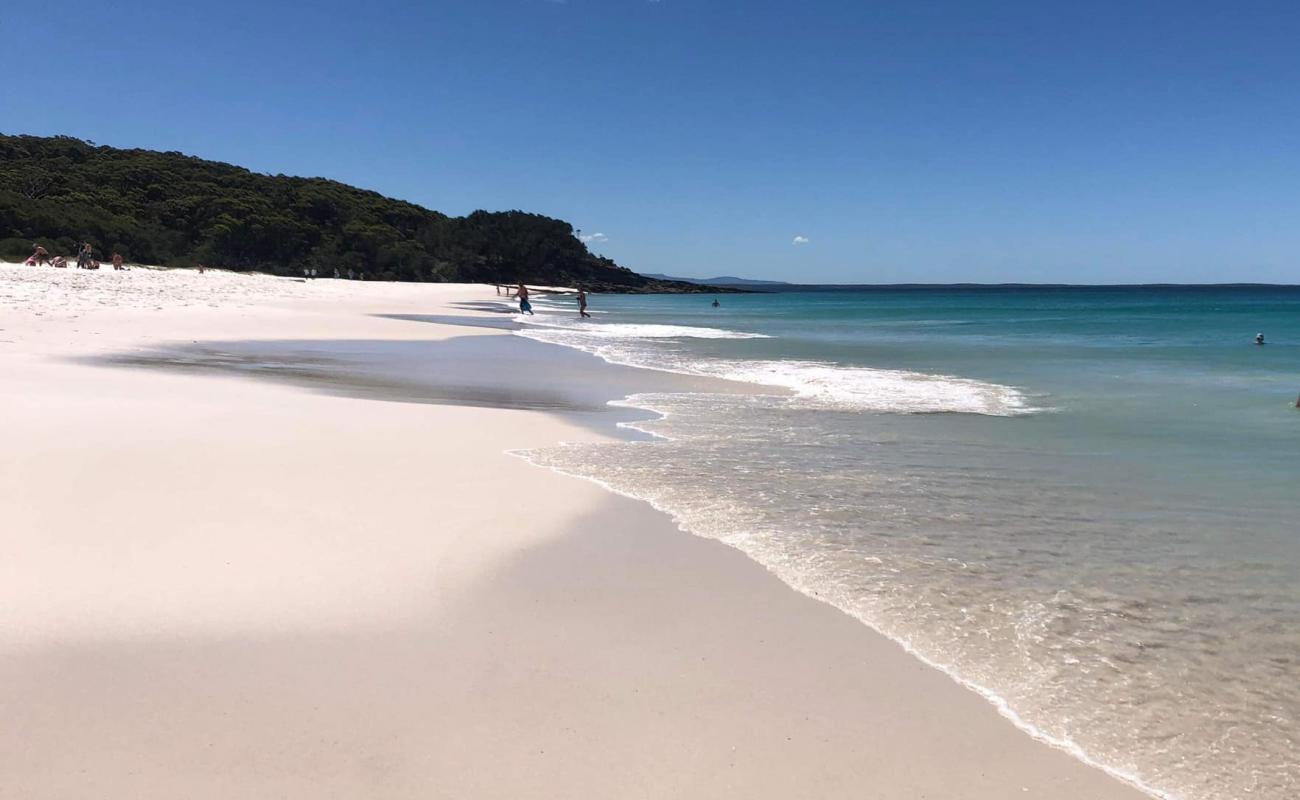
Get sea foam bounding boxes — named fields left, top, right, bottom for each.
left=515, top=314, right=1032, bottom=417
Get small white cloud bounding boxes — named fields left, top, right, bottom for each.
left=792, top=235, right=810, bottom=245
left=580, top=232, right=608, bottom=243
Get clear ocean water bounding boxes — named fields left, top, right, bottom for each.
left=514, top=286, right=1299, bottom=800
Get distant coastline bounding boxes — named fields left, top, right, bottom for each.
left=643, top=271, right=1300, bottom=291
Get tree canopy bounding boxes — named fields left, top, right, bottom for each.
left=0, top=134, right=700, bottom=291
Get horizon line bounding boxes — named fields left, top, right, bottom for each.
left=696, top=281, right=1300, bottom=289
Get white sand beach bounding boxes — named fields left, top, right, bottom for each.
left=0, top=263, right=1150, bottom=799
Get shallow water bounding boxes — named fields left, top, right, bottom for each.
left=95, top=332, right=741, bottom=418
left=516, top=287, right=1300, bottom=800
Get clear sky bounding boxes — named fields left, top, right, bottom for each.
left=5, top=0, right=1300, bottom=283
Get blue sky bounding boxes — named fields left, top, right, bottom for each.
left=5, top=0, right=1300, bottom=283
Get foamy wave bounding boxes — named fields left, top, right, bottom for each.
left=518, top=325, right=1033, bottom=417
left=715, top=359, right=1032, bottom=416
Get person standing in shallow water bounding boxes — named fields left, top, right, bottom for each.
left=577, top=288, right=591, bottom=318
left=515, top=283, right=533, bottom=315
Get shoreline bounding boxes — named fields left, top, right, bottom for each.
left=511, top=437, right=1169, bottom=800
left=1, top=263, right=1151, bottom=798
left=515, top=391, right=1168, bottom=800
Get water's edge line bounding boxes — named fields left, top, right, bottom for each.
left=507, top=431, right=1174, bottom=800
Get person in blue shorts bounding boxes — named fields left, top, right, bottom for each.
left=515, top=283, right=534, bottom=314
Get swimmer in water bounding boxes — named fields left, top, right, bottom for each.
left=1256, top=333, right=1266, bottom=345
left=711, top=298, right=720, bottom=308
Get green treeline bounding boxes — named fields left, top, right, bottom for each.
left=0, top=134, right=689, bottom=290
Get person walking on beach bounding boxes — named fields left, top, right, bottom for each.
left=577, top=288, right=591, bottom=318
left=112, top=252, right=124, bottom=270
left=515, top=283, right=534, bottom=315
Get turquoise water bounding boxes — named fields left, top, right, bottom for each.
left=516, top=287, right=1300, bottom=800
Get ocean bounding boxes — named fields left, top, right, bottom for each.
left=513, top=286, right=1299, bottom=800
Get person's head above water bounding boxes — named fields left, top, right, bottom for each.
left=1256, top=333, right=1265, bottom=344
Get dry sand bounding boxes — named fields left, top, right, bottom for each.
left=0, top=263, right=1150, bottom=798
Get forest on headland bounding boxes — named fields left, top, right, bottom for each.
left=0, top=134, right=708, bottom=292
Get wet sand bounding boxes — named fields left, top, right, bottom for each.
left=90, top=328, right=760, bottom=416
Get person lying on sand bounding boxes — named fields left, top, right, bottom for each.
left=51, top=256, right=67, bottom=268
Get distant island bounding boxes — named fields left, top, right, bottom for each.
left=643, top=273, right=792, bottom=287
left=0, top=134, right=712, bottom=293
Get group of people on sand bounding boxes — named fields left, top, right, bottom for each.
left=505, top=283, right=591, bottom=318
left=23, top=243, right=126, bottom=271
